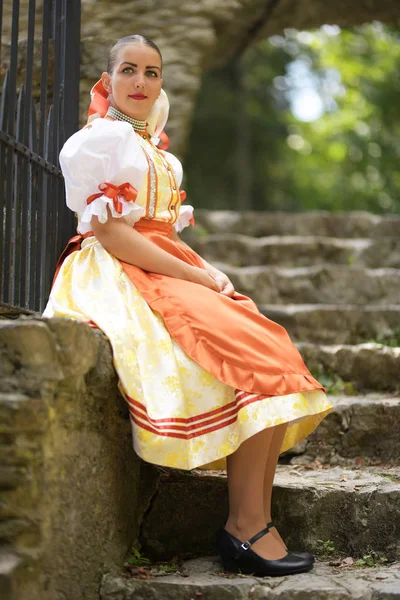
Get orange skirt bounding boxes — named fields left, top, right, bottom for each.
left=54, top=220, right=324, bottom=398
left=49, top=219, right=332, bottom=469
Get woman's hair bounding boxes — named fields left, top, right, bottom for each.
left=107, top=35, right=163, bottom=74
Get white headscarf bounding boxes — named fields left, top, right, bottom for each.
left=146, top=88, right=170, bottom=145
left=88, top=80, right=170, bottom=145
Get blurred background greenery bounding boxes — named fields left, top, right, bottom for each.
left=184, top=23, right=400, bottom=214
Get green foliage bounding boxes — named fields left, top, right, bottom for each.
left=379, top=472, right=400, bottom=483
left=125, top=547, right=182, bottom=575
left=184, top=23, right=400, bottom=214
left=155, top=563, right=180, bottom=574
left=309, top=366, right=356, bottom=395
left=367, top=327, right=400, bottom=347
left=316, top=539, right=337, bottom=555
left=126, top=546, right=151, bottom=566
left=354, top=551, right=388, bottom=568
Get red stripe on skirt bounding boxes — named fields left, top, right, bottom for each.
left=128, top=393, right=272, bottom=438
left=126, top=391, right=270, bottom=426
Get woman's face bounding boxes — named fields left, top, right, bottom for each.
left=102, top=43, right=163, bottom=121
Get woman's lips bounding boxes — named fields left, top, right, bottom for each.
left=129, top=94, right=147, bottom=100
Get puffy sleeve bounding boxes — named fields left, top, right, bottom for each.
left=174, top=204, right=195, bottom=233
left=59, top=118, right=148, bottom=233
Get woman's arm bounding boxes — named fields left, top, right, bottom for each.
left=91, top=210, right=220, bottom=291
left=172, top=228, right=235, bottom=297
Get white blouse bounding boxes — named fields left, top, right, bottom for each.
left=59, top=118, right=193, bottom=234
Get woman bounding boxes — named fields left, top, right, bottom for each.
left=43, top=34, right=333, bottom=577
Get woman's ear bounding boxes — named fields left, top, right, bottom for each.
left=101, top=71, right=112, bottom=95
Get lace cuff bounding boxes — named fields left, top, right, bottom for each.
left=174, top=205, right=194, bottom=233
left=79, top=196, right=144, bottom=233
left=78, top=181, right=144, bottom=234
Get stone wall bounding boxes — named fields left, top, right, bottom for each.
left=0, top=312, right=158, bottom=600
left=2, top=1, right=400, bottom=156
left=78, top=0, right=400, bottom=156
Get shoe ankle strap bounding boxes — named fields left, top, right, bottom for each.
left=240, top=524, right=271, bottom=551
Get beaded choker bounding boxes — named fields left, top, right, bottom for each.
left=106, top=106, right=147, bottom=132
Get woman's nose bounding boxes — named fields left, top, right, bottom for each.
left=135, top=73, right=145, bottom=88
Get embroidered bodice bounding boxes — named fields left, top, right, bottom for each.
left=128, top=130, right=181, bottom=226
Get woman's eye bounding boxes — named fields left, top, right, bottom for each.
left=122, top=67, right=133, bottom=73
left=147, top=70, right=158, bottom=77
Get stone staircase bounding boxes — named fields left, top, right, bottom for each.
left=2, top=210, right=399, bottom=599
left=100, top=210, right=400, bottom=599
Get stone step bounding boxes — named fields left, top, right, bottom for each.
left=281, top=394, right=400, bottom=465
left=189, top=210, right=400, bottom=239
left=0, top=302, right=37, bottom=320
left=297, top=342, right=400, bottom=392
left=100, top=558, right=400, bottom=600
left=138, top=465, right=400, bottom=562
left=260, top=304, right=400, bottom=345
left=188, top=234, right=400, bottom=268
left=218, top=264, right=400, bottom=305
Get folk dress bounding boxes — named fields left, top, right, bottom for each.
left=43, top=117, right=333, bottom=471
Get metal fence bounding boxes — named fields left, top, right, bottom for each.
left=0, top=0, right=81, bottom=312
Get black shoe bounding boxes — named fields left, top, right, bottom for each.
left=216, top=525, right=314, bottom=577
left=266, top=521, right=315, bottom=563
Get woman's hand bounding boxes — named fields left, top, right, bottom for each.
left=210, top=269, right=235, bottom=297
left=191, top=262, right=236, bottom=297
left=170, top=230, right=235, bottom=296
left=187, top=266, right=220, bottom=292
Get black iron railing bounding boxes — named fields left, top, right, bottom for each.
left=0, top=0, right=81, bottom=312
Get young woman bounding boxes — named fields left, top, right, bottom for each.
left=43, top=34, right=332, bottom=577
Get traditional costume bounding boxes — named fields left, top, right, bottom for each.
left=43, top=82, right=332, bottom=470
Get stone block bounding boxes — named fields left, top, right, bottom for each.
left=100, top=557, right=400, bottom=600
left=187, top=234, right=400, bottom=269
left=191, top=211, right=400, bottom=239
left=298, top=343, right=400, bottom=392
left=282, top=396, right=400, bottom=465
left=139, top=466, right=400, bottom=562
left=0, top=552, right=22, bottom=600
left=0, top=318, right=150, bottom=600
left=222, top=265, right=400, bottom=306
left=260, top=305, right=400, bottom=345
left=0, top=320, right=63, bottom=383
left=0, top=302, right=37, bottom=320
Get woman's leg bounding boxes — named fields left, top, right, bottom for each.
left=225, top=426, right=287, bottom=560
left=263, top=422, right=289, bottom=549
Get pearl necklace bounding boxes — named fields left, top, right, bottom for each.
left=106, top=106, right=147, bottom=132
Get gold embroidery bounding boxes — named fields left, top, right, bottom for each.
left=138, top=138, right=158, bottom=218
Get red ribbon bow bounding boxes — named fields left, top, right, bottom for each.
left=87, top=182, right=138, bottom=214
